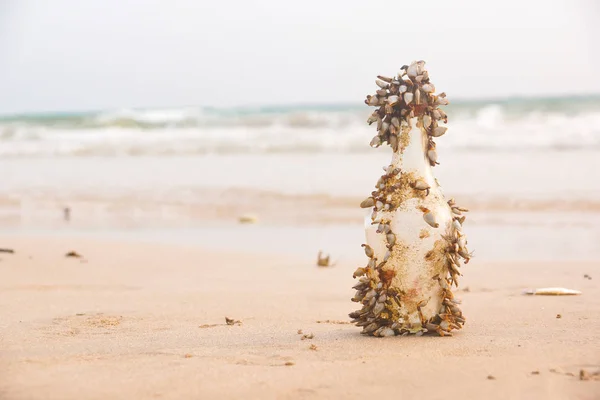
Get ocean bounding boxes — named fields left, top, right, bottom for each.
left=2, top=96, right=600, bottom=157
left=2, top=96, right=600, bottom=261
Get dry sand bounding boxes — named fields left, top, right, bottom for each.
left=0, top=235, right=599, bottom=400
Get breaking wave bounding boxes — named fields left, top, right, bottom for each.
left=1, top=96, right=600, bottom=157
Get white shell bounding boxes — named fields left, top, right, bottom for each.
left=523, top=288, right=582, bottom=296
left=421, top=84, right=435, bottom=93
left=452, top=219, right=462, bottom=231
left=423, top=211, right=439, bottom=228
left=413, top=179, right=430, bottom=190
left=379, top=327, right=396, bottom=337
left=370, top=136, right=381, bottom=147
left=404, top=92, right=413, bottom=104
left=387, top=95, right=399, bottom=105
left=407, top=60, right=425, bottom=78
left=376, top=79, right=389, bottom=89
left=431, top=126, right=447, bottom=137
left=367, top=114, right=379, bottom=124
left=427, top=149, right=438, bottom=163
left=422, top=115, right=432, bottom=128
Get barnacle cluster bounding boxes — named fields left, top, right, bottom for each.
left=349, top=61, right=472, bottom=337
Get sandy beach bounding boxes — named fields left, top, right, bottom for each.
left=2, top=1, right=599, bottom=398
left=1, top=234, right=598, bottom=399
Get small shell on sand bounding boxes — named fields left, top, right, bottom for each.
left=238, top=214, right=259, bottom=224
left=523, top=287, right=582, bottom=296
left=317, top=251, right=332, bottom=267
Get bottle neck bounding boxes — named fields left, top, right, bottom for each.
left=391, top=117, right=433, bottom=182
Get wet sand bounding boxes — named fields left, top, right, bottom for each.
left=0, top=235, right=598, bottom=399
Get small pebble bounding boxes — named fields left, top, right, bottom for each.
left=301, top=333, right=314, bottom=340
left=556, top=314, right=562, bottom=319
left=531, top=371, right=540, bottom=375
left=297, top=329, right=303, bottom=334
left=284, top=361, right=295, bottom=366
left=487, top=375, right=496, bottom=380
left=309, top=344, right=318, bottom=351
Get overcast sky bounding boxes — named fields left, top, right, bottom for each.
left=0, top=0, right=598, bottom=114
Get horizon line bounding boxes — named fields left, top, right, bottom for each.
left=1, top=92, right=600, bottom=119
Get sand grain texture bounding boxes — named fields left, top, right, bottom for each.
left=0, top=236, right=599, bottom=400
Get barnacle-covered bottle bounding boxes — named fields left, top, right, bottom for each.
left=350, top=61, right=472, bottom=337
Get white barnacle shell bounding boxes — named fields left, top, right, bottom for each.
left=391, top=117, right=400, bottom=129
left=413, top=179, right=430, bottom=190
left=399, top=85, right=408, bottom=93
left=427, top=149, right=438, bottom=163
left=364, top=289, right=376, bottom=301
left=436, top=97, right=449, bottom=106
left=432, top=109, right=442, bottom=120
left=376, top=89, right=388, bottom=97
left=407, top=60, right=426, bottom=78
left=362, top=244, right=375, bottom=258
left=421, top=84, right=435, bottom=93
left=423, top=211, right=439, bottom=228
left=367, top=113, right=379, bottom=125
left=353, top=267, right=366, bottom=278
left=422, top=115, right=432, bottom=128
left=372, top=302, right=385, bottom=316
left=360, top=197, right=375, bottom=208
left=431, top=126, right=447, bottom=137
left=363, top=322, right=379, bottom=333
left=438, top=276, right=450, bottom=290
left=376, top=79, right=389, bottom=89
left=452, top=219, right=462, bottom=231
left=403, top=92, right=413, bottom=104
left=379, top=327, right=396, bottom=337
left=380, top=122, right=390, bottom=134
left=370, top=136, right=381, bottom=148
left=386, top=233, right=396, bottom=246
left=368, top=96, right=379, bottom=106
left=387, top=95, right=399, bottom=105
left=414, top=88, right=421, bottom=104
